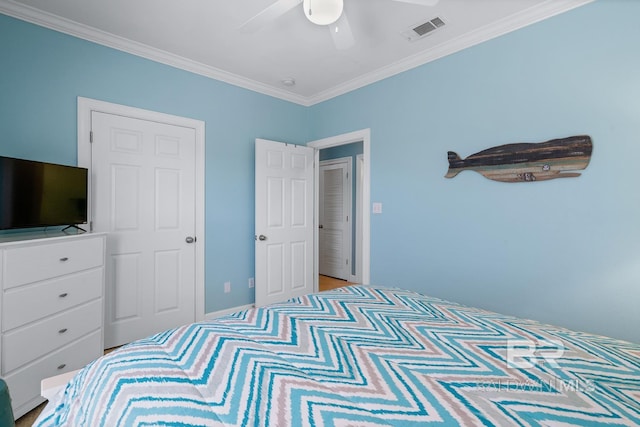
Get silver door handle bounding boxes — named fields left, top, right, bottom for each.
left=185, top=236, right=196, bottom=243
left=258, top=235, right=267, bottom=241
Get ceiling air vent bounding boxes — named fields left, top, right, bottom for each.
left=402, top=16, right=446, bottom=42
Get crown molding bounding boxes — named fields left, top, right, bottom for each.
left=0, top=0, right=309, bottom=105
left=306, top=0, right=594, bottom=105
left=1, top=0, right=592, bottom=107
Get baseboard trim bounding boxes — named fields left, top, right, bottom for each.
left=205, top=304, right=254, bottom=321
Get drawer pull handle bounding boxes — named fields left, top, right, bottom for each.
left=59, top=293, right=69, bottom=298
left=60, top=257, right=69, bottom=262
left=57, top=364, right=66, bottom=370
left=58, top=328, right=68, bottom=334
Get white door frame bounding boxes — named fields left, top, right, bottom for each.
left=355, top=154, right=364, bottom=284
left=77, top=97, right=206, bottom=322
left=308, top=129, right=370, bottom=289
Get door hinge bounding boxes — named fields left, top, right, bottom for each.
left=346, top=259, right=349, bottom=265
left=346, top=215, right=349, bottom=222
left=89, top=131, right=94, bottom=143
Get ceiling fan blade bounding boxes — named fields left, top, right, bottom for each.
left=239, top=0, right=302, bottom=33
left=391, top=0, right=439, bottom=6
left=329, top=12, right=355, bottom=50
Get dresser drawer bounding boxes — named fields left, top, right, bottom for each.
left=2, top=299, right=102, bottom=373
left=3, top=236, right=104, bottom=290
left=4, top=330, right=101, bottom=418
left=2, top=268, right=102, bottom=332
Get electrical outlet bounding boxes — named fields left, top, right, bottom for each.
left=224, top=281, right=231, bottom=293
left=248, top=277, right=255, bottom=288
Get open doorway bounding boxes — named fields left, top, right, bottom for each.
left=319, top=144, right=361, bottom=286
left=308, top=129, right=371, bottom=292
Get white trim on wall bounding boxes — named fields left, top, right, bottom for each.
left=0, top=0, right=594, bottom=107
left=205, top=304, right=254, bottom=320
left=354, top=154, right=364, bottom=284
left=309, top=129, right=371, bottom=287
left=0, top=1, right=308, bottom=106
left=305, top=0, right=595, bottom=105
left=77, top=96, right=206, bottom=322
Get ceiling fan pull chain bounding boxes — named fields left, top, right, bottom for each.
left=308, top=0, right=312, bottom=16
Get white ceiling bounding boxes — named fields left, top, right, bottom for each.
left=0, top=0, right=591, bottom=106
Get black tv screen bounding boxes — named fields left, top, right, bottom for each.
left=0, top=156, right=88, bottom=230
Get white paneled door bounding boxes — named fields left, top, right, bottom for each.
left=319, top=159, right=351, bottom=280
left=255, top=139, right=314, bottom=307
left=92, top=111, right=196, bottom=348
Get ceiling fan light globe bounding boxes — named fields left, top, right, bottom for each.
left=303, top=0, right=344, bottom=26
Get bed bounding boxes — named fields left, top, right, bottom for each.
left=35, top=285, right=640, bottom=426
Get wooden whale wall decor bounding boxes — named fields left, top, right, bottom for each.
left=445, top=135, right=593, bottom=183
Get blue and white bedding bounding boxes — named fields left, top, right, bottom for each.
left=36, top=285, right=640, bottom=426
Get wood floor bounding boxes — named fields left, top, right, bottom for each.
left=15, top=279, right=350, bottom=425
left=15, top=397, right=45, bottom=426
left=319, top=274, right=354, bottom=291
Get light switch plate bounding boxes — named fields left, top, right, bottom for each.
left=372, top=202, right=383, bottom=214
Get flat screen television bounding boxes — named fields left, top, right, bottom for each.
left=0, top=156, right=88, bottom=230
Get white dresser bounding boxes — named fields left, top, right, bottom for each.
left=0, top=232, right=105, bottom=419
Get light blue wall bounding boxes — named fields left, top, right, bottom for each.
left=0, top=14, right=309, bottom=314
left=309, top=0, right=640, bottom=343
left=2, top=0, right=639, bottom=343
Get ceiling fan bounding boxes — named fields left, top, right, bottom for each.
left=239, top=0, right=440, bottom=50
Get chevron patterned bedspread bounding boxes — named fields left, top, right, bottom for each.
left=35, top=285, right=639, bottom=426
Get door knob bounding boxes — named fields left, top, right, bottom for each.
left=319, top=225, right=324, bottom=229
left=185, top=236, right=195, bottom=243
left=258, top=235, right=267, bottom=241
